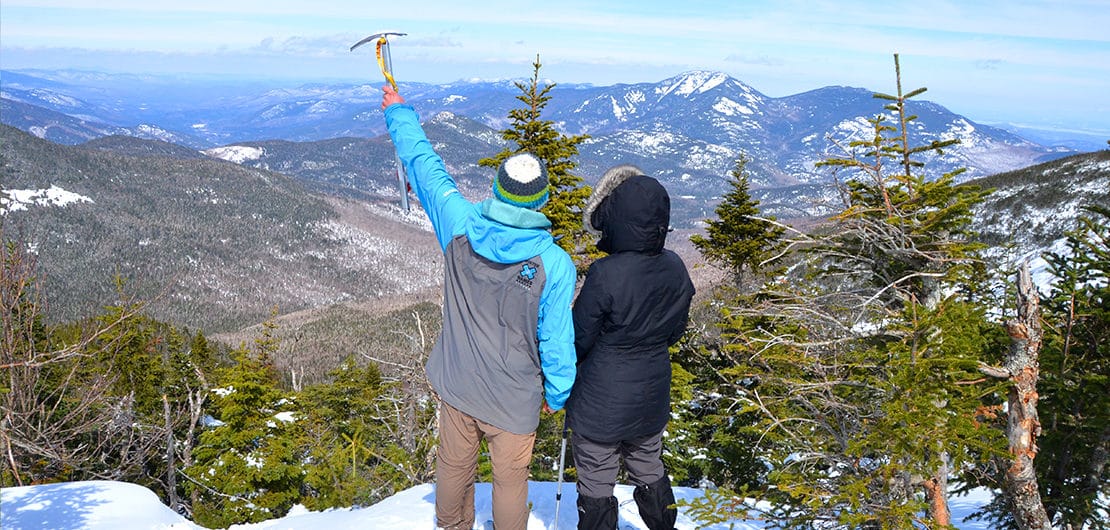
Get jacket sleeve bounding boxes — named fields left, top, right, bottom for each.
left=384, top=104, right=471, bottom=251
left=536, top=248, right=578, bottom=411
left=666, top=303, right=691, bottom=346
left=571, top=261, right=609, bottom=363
left=667, top=262, right=696, bottom=346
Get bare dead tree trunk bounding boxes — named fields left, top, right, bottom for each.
left=980, top=263, right=1052, bottom=530
left=402, top=379, right=416, bottom=453
left=924, top=455, right=951, bottom=527
left=181, top=372, right=208, bottom=516
left=162, top=394, right=179, bottom=512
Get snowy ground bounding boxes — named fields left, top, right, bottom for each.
left=1, top=479, right=997, bottom=530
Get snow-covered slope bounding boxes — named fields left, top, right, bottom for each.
left=970, top=150, right=1110, bottom=290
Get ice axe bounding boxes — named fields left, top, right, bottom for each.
left=351, top=31, right=410, bottom=211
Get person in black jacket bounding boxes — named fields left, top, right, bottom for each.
left=565, top=165, right=695, bottom=530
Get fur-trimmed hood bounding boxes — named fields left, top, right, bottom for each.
left=583, top=165, right=670, bottom=254
left=584, top=165, right=641, bottom=235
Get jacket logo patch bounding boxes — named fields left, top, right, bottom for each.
left=516, top=262, right=538, bottom=291
left=520, top=264, right=537, bottom=280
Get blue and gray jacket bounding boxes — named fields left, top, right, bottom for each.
left=384, top=104, right=577, bottom=435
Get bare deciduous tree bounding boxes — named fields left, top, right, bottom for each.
left=2, top=237, right=150, bottom=485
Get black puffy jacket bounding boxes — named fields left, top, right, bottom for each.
left=565, top=171, right=695, bottom=443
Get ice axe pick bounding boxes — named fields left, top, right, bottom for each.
left=351, top=31, right=410, bottom=210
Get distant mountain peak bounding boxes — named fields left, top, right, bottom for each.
left=428, top=111, right=459, bottom=123
left=658, top=70, right=734, bottom=97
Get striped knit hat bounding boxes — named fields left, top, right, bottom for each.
left=493, top=152, right=549, bottom=210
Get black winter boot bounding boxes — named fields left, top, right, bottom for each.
left=576, top=494, right=617, bottom=530
left=633, top=475, right=677, bottom=530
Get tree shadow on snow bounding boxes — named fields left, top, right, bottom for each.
left=0, top=482, right=113, bottom=530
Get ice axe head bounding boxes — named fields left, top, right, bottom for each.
left=350, top=31, right=406, bottom=91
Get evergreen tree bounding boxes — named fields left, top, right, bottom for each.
left=1034, top=206, right=1110, bottom=529
left=185, top=316, right=302, bottom=528
left=167, top=329, right=221, bottom=515
left=298, top=357, right=435, bottom=510
left=682, top=54, right=1006, bottom=529
left=298, top=357, right=384, bottom=508
left=527, top=409, right=566, bottom=482
left=667, top=337, right=767, bottom=491
left=690, top=153, right=785, bottom=290
left=478, top=54, right=598, bottom=268
left=793, top=56, right=1001, bottom=528
left=91, top=299, right=166, bottom=417
left=674, top=155, right=786, bottom=492
left=180, top=330, right=220, bottom=393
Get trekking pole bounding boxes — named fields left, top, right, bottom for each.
left=554, top=421, right=568, bottom=529
left=351, top=31, right=410, bottom=211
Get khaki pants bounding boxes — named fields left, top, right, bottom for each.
left=435, top=401, right=536, bottom=530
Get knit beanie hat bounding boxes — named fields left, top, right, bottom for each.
left=493, top=152, right=550, bottom=210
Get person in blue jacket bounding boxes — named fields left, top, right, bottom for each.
left=381, top=85, right=577, bottom=530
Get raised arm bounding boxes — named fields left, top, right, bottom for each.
left=382, top=86, right=471, bottom=250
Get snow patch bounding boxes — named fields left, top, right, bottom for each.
left=307, top=101, right=337, bottom=114
left=1, top=185, right=94, bottom=214
left=663, top=71, right=728, bottom=97
left=610, top=96, right=627, bottom=121
left=0, top=481, right=203, bottom=529
left=625, top=131, right=680, bottom=155
left=713, top=97, right=754, bottom=116
left=31, top=89, right=81, bottom=108
left=941, top=118, right=977, bottom=141
left=273, top=411, right=297, bottom=423
left=204, top=146, right=264, bottom=164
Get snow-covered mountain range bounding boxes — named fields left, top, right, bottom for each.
left=1, top=69, right=1085, bottom=218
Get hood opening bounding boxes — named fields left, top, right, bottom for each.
left=591, top=174, right=670, bottom=254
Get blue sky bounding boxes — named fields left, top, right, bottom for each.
left=2, top=0, right=1108, bottom=132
